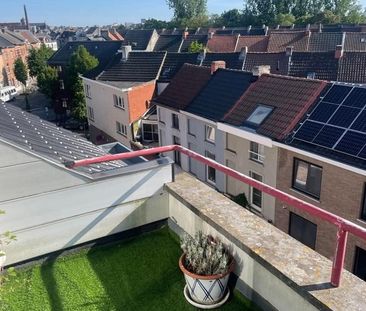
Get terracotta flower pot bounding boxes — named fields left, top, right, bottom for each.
left=179, top=254, right=234, bottom=305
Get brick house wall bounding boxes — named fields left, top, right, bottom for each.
left=275, top=147, right=366, bottom=271
left=0, top=45, right=29, bottom=89
left=127, top=81, right=156, bottom=123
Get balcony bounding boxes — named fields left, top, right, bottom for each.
left=1, top=146, right=366, bottom=311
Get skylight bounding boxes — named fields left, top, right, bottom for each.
left=246, top=105, right=273, bottom=126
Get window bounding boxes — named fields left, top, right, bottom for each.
left=116, top=121, right=127, bottom=136
left=173, top=136, right=181, bottom=165
left=292, top=159, right=322, bottom=199
left=59, top=80, right=65, bottom=90
left=85, top=84, right=91, bottom=98
left=172, top=113, right=179, bottom=130
left=205, top=151, right=216, bottom=185
left=205, top=125, right=215, bottom=143
left=354, top=247, right=366, bottom=281
left=289, top=212, right=317, bottom=249
left=87, top=106, right=94, bottom=121
left=361, top=184, right=366, bottom=221
left=249, top=141, right=264, bottom=163
left=245, top=105, right=273, bottom=127
left=61, top=99, right=67, bottom=108
left=142, top=123, right=158, bottom=142
left=250, top=171, right=262, bottom=209
left=187, top=118, right=194, bottom=136
left=113, top=94, right=125, bottom=109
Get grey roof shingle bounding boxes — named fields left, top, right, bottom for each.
left=186, top=69, right=256, bottom=121
left=308, top=33, right=344, bottom=51
left=344, top=33, right=366, bottom=51
left=201, top=52, right=244, bottom=70
left=48, top=41, right=123, bottom=79
left=289, top=52, right=339, bottom=81
left=243, top=52, right=289, bottom=75
left=98, top=51, right=166, bottom=82
left=158, top=52, right=200, bottom=82
left=153, top=35, right=183, bottom=52
left=0, top=103, right=130, bottom=175
left=122, top=29, right=155, bottom=50
left=338, top=52, right=366, bottom=83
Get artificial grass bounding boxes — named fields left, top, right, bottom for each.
left=1, top=227, right=261, bottom=311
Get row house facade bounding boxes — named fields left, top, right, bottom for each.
left=155, top=62, right=366, bottom=282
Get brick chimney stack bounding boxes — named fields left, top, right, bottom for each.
left=335, top=44, right=344, bottom=59
left=183, top=31, right=189, bottom=40
left=211, top=61, right=226, bottom=74
left=208, top=31, right=214, bottom=40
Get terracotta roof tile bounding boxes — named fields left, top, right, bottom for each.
left=267, top=31, right=309, bottom=52
left=235, top=36, right=269, bottom=52
left=154, top=64, right=211, bottom=110
left=207, top=35, right=238, bottom=52
left=223, top=74, right=327, bottom=140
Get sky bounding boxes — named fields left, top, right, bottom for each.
left=0, top=0, right=245, bottom=27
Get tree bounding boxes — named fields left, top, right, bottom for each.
left=276, top=13, right=296, bottom=25
left=14, top=58, right=30, bottom=111
left=138, top=18, right=172, bottom=29
left=37, top=66, right=58, bottom=99
left=68, top=46, right=98, bottom=120
left=220, top=9, right=243, bottom=27
left=188, top=40, right=206, bottom=52
left=166, top=0, right=207, bottom=20
left=27, top=44, right=54, bottom=78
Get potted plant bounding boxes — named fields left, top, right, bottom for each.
left=179, top=231, right=234, bottom=307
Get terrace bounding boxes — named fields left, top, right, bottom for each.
left=1, top=145, right=366, bottom=310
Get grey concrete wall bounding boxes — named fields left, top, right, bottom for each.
left=1, top=163, right=172, bottom=265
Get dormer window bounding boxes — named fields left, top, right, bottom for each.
left=245, top=105, right=273, bottom=127
left=307, top=72, right=316, bottom=79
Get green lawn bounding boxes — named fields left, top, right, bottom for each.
left=1, top=227, right=260, bottom=311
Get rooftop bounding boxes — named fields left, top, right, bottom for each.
left=223, top=74, right=327, bottom=140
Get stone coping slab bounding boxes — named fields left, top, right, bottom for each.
left=165, top=173, right=366, bottom=311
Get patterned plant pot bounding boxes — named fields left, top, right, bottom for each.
left=179, top=254, right=234, bottom=305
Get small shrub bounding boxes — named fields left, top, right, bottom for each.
left=180, top=231, right=230, bottom=276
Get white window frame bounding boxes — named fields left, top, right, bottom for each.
left=249, top=141, right=265, bottom=163
left=85, top=84, right=91, bottom=98
left=114, top=94, right=125, bottom=109
left=116, top=121, right=127, bottom=136
left=142, top=122, right=159, bottom=142
left=250, top=171, right=263, bottom=211
left=205, top=124, right=215, bottom=143
left=205, top=150, right=216, bottom=185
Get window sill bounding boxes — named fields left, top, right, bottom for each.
left=114, top=105, right=125, bottom=110
left=289, top=188, right=321, bottom=203
left=249, top=158, right=264, bottom=165
left=205, top=140, right=215, bottom=145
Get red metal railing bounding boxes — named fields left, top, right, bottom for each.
left=65, top=145, right=366, bottom=287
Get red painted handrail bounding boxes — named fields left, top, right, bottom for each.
left=65, top=145, right=366, bottom=287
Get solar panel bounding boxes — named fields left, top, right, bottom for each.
left=351, top=110, right=366, bottom=132
left=328, top=106, right=361, bottom=128
left=359, top=146, right=366, bottom=159
left=309, top=102, right=337, bottom=122
left=322, top=85, right=352, bottom=105
left=341, top=88, right=366, bottom=109
left=294, top=121, right=324, bottom=141
left=334, top=131, right=366, bottom=156
left=313, top=126, right=345, bottom=148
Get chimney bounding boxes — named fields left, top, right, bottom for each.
left=247, top=25, right=252, bottom=34
left=211, top=61, right=226, bottom=74
left=335, top=44, right=344, bottom=59
left=305, top=29, right=311, bottom=37
left=183, top=31, right=189, bottom=40
left=119, top=45, right=132, bottom=61
left=264, top=26, right=269, bottom=35
left=285, top=46, right=293, bottom=56
left=239, top=46, right=248, bottom=60
left=208, top=31, right=214, bottom=40
left=291, top=24, right=295, bottom=29
left=222, top=26, right=225, bottom=30
left=252, top=65, right=271, bottom=76
left=198, top=48, right=207, bottom=63
left=319, top=23, right=323, bottom=33
left=276, top=24, right=280, bottom=30
left=306, top=24, right=311, bottom=31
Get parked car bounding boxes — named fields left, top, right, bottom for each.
left=63, top=118, right=88, bottom=131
